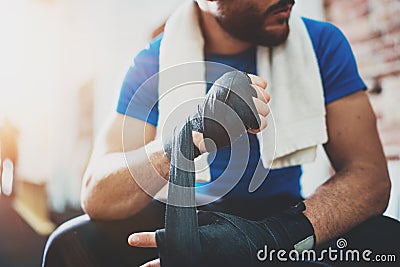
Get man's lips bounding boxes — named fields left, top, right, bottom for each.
left=272, top=4, right=293, bottom=19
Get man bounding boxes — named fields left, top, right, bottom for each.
left=43, top=0, right=399, bottom=266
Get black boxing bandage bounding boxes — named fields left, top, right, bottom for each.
left=195, top=71, right=260, bottom=151
left=163, top=71, right=260, bottom=160
left=156, top=120, right=318, bottom=267
left=195, top=202, right=316, bottom=266
left=156, top=120, right=202, bottom=267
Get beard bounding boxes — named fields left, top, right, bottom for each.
left=215, top=0, right=294, bottom=47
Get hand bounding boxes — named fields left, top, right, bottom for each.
left=128, top=232, right=160, bottom=267
left=129, top=203, right=314, bottom=267
left=192, top=72, right=271, bottom=152
left=164, top=72, right=270, bottom=158
left=247, top=74, right=270, bottom=134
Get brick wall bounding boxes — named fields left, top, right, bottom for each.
left=324, top=0, right=400, bottom=153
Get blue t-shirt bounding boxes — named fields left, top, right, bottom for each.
left=116, top=18, right=366, bottom=199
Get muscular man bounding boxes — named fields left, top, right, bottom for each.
left=43, top=1, right=399, bottom=266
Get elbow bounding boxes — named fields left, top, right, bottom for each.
left=81, top=196, right=96, bottom=219
left=80, top=188, right=115, bottom=221
left=79, top=167, right=116, bottom=220
left=80, top=181, right=103, bottom=220
left=81, top=193, right=144, bottom=221
left=80, top=173, right=110, bottom=220
left=374, top=172, right=391, bottom=215
left=81, top=198, right=98, bottom=220
left=80, top=173, right=148, bottom=221
left=81, top=202, right=107, bottom=221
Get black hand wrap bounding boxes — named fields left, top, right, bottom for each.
left=196, top=71, right=260, bottom=151
left=155, top=120, right=319, bottom=267
left=156, top=120, right=203, bottom=267
left=195, top=202, right=316, bottom=266
left=158, top=207, right=316, bottom=266
left=163, top=71, right=260, bottom=160
left=156, top=72, right=322, bottom=267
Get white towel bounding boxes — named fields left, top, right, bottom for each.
left=157, top=1, right=328, bottom=182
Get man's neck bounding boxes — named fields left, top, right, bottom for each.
left=198, top=7, right=253, bottom=55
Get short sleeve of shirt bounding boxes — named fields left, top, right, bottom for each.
left=116, top=35, right=162, bottom=126
left=304, top=18, right=367, bottom=104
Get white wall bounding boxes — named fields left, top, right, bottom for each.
left=0, top=0, right=184, bottom=211
left=0, top=0, right=61, bottom=184
left=51, top=0, right=184, bottom=210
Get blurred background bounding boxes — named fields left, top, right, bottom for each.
left=0, top=0, right=399, bottom=266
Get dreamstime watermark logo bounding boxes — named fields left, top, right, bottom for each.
left=257, top=238, right=397, bottom=263
left=336, top=238, right=347, bottom=249
left=122, top=61, right=277, bottom=207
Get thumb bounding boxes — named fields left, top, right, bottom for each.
left=128, top=232, right=157, bottom=248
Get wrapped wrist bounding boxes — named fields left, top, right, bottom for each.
left=263, top=201, right=315, bottom=252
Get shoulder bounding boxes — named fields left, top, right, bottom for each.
left=133, top=34, right=163, bottom=72
left=301, top=17, right=367, bottom=103
left=116, top=34, right=164, bottom=125
left=302, top=17, right=348, bottom=52
left=302, top=17, right=344, bottom=39
left=143, top=33, right=163, bottom=57
left=123, top=34, right=164, bottom=89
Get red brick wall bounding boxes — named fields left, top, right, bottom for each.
left=324, top=0, right=400, bottom=153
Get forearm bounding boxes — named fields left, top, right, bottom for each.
left=81, top=140, right=170, bottom=220
left=303, top=162, right=391, bottom=245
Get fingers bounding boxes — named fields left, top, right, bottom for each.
left=253, top=97, right=270, bottom=117
left=249, top=78, right=270, bottom=134
left=192, top=131, right=207, bottom=153
left=252, top=84, right=271, bottom=104
left=247, top=74, right=270, bottom=104
left=129, top=233, right=159, bottom=267
left=248, top=74, right=267, bottom=89
left=140, top=258, right=161, bottom=267
left=248, top=114, right=268, bottom=134
left=128, top=232, right=157, bottom=248
left=258, top=114, right=268, bottom=132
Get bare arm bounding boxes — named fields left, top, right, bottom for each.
left=304, top=91, right=391, bottom=244
left=81, top=113, right=170, bottom=220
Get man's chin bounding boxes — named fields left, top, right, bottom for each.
left=257, top=28, right=290, bottom=47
